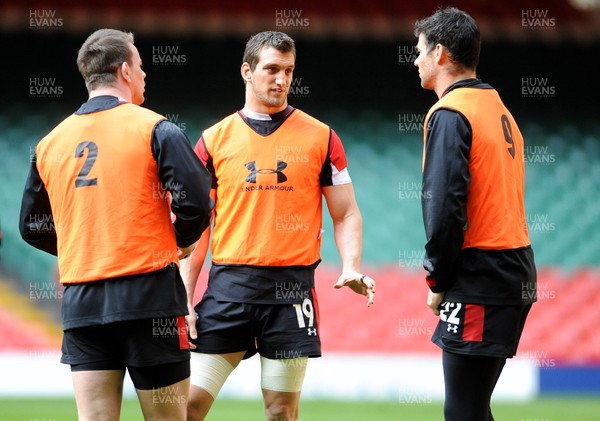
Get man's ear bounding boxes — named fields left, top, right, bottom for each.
left=120, top=61, right=131, bottom=83
left=434, top=43, right=448, bottom=65
left=241, top=62, right=252, bottom=82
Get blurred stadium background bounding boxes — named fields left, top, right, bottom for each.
left=1, top=0, right=600, bottom=419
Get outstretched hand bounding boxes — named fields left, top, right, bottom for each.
left=334, top=272, right=376, bottom=307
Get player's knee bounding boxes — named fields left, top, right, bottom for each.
left=186, top=394, right=206, bottom=421
left=187, top=381, right=221, bottom=421
left=264, top=401, right=298, bottom=421
left=261, top=356, right=305, bottom=421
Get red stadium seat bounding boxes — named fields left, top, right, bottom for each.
left=314, top=266, right=600, bottom=363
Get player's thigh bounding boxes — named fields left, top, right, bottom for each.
left=255, top=303, right=317, bottom=411
left=136, top=376, right=189, bottom=421
left=129, top=358, right=191, bottom=420
left=260, top=355, right=308, bottom=393
left=71, top=369, right=126, bottom=421
left=189, top=351, right=244, bottom=399
left=63, top=324, right=127, bottom=420
left=188, top=351, right=245, bottom=420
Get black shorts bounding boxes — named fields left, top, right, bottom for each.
left=192, top=289, right=322, bottom=360
left=432, top=301, right=532, bottom=358
left=61, top=317, right=190, bottom=389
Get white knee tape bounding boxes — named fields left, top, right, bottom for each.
left=190, top=353, right=235, bottom=399
left=260, top=356, right=308, bottom=393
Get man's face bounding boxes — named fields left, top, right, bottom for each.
left=127, top=43, right=146, bottom=105
left=244, top=46, right=295, bottom=112
left=414, top=33, right=435, bottom=90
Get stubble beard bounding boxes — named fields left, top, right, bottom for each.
left=254, top=86, right=287, bottom=109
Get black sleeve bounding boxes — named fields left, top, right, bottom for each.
left=421, top=109, right=471, bottom=292
left=152, top=120, right=213, bottom=248
left=19, top=154, right=58, bottom=255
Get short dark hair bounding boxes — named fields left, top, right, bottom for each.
left=414, top=7, right=481, bottom=71
left=242, top=31, right=296, bottom=71
left=76, top=29, right=134, bottom=92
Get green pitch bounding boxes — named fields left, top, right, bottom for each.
left=0, top=396, right=599, bottom=420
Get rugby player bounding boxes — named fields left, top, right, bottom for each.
left=182, top=31, right=375, bottom=421
left=20, top=28, right=212, bottom=421
left=414, top=8, right=537, bottom=420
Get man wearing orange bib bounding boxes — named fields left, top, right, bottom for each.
left=414, top=8, right=537, bottom=421
left=20, top=29, right=212, bottom=420
left=183, top=31, right=375, bottom=421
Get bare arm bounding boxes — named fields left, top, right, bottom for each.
left=323, top=183, right=375, bottom=306
left=180, top=189, right=215, bottom=347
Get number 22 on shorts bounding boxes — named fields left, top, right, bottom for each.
left=439, top=302, right=462, bottom=325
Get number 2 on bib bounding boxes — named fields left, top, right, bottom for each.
left=74, top=141, right=98, bottom=188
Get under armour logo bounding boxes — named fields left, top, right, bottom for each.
left=307, top=328, right=317, bottom=336
left=447, top=324, right=458, bottom=333
left=245, top=160, right=288, bottom=183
